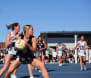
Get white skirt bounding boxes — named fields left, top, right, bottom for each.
left=78, top=50, right=86, bottom=56
left=6, top=47, right=16, bottom=55
left=58, top=51, right=62, bottom=56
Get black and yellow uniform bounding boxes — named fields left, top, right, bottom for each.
left=16, top=35, right=35, bottom=64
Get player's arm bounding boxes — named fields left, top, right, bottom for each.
left=5, top=32, right=20, bottom=48
left=56, top=46, right=58, bottom=53
left=84, top=41, right=88, bottom=50
left=26, top=37, right=37, bottom=52
left=5, top=33, right=12, bottom=48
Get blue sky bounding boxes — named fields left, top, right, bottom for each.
left=0, top=0, right=91, bottom=42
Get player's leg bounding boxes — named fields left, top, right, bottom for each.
left=79, top=56, right=83, bottom=71
left=4, top=60, right=21, bottom=78
left=32, top=59, right=49, bottom=78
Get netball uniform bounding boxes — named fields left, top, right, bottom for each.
left=40, top=40, right=46, bottom=56
left=35, top=40, right=45, bottom=57
left=5, top=32, right=18, bottom=55
left=62, top=49, right=67, bottom=56
left=16, top=35, right=35, bottom=64
left=57, top=45, right=63, bottom=56
left=78, top=41, right=86, bottom=56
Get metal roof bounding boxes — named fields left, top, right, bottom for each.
left=41, top=31, right=91, bottom=34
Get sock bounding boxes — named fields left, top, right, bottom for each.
left=11, top=74, right=17, bottom=78
left=84, top=65, right=87, bottom=70
left=81, top=66, right=83, bottom=70
left=30, top=76, right=34, bottom=78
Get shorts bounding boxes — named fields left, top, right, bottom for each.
left=53, top=57, right=56, bottom=60
left=62, top=52, right=67, bottom=56
left=58, top=51, right=62, bottom=56
left=42, top=50, right=46, bottom=56
left=78, top=50, right=86, bottom=56
left=5, top=50, right=16, bottom=55
left=34, top=51, right=42, bottom=57
left=5, top=42, right=16, bottom=55
left=16, top=50, right=35, bottom=64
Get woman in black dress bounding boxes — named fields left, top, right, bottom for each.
left=4, top=25, right=49, bottom=78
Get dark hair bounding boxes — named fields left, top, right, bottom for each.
left=38, top=35, right=43, bottom=42
left=58, top=43, right=61, bottom=44
left=38, top=36, right=42, bottom=38
left=6, top=22, right=19, bottom=30
left=81, top=35, right=84, bottom=37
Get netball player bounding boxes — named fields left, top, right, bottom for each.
left=34, top=36, right=43, bottom=61
left=34, top=36, right=47, bottom=72
left=0, top=23, right=20, bottom=78
left=4, top=25, right=49, bottom=78
left=56, top=43, right=63, bottom=66
left=62, top=45, right=67, bottom=64
left=74, top=35, right=88, bottom=71
left=37, top=36, right=47, bottom=65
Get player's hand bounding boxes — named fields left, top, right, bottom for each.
left=40, top=48, right=43, bottom=51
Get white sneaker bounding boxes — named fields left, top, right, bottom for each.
left=34, top=67, right=37, bottom=70
left=59, top=64, right=62, bottom=66
left=11, top=74, right=17, bottom=78
left=30, top=76, right=34, bottom=78
left=84, top=65, right=87, bottom=71
left=39, top=70, right=41, bottom=72
left=80, top=67, right=83, bottom=71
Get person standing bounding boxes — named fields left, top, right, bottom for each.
left=74, top=35, right=88, bottom=71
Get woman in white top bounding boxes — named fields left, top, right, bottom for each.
left=62, top=45, right=67, bottom=64
left=74, top=35, right=88, bottom=71
left=56, top=43, right=63, bottom=66
left=0, top=23, right=20, bottom=77
left=52, top=49, right=57, bottom=63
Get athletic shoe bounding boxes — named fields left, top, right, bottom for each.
left=84, top=66, right=87, bottom=71
left=11, top=74, right=17, bottom=78
left=39, top=70, right=41, bottom=72
left=34, top=67, right=38, bottom=70
left=59, top=64, right=62, bottom=66
left=81, top=67, right=83, bottom=71
left=30, top=76, right=34, bottom=78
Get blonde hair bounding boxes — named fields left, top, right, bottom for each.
left=19, top=25, right=32, bottom=36
left=23, top=25, right=32, bottom=33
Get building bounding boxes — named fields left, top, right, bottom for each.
left=0, top=42, right=5, bottom=50
left=40, top=31, right=91, bottom=63
left=40, top=31, right=91, bottom=48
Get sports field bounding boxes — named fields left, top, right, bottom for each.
left=0, top=63, right=91, bottom=78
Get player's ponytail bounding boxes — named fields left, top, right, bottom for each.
left=6, top=22, right=19, bottom=30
